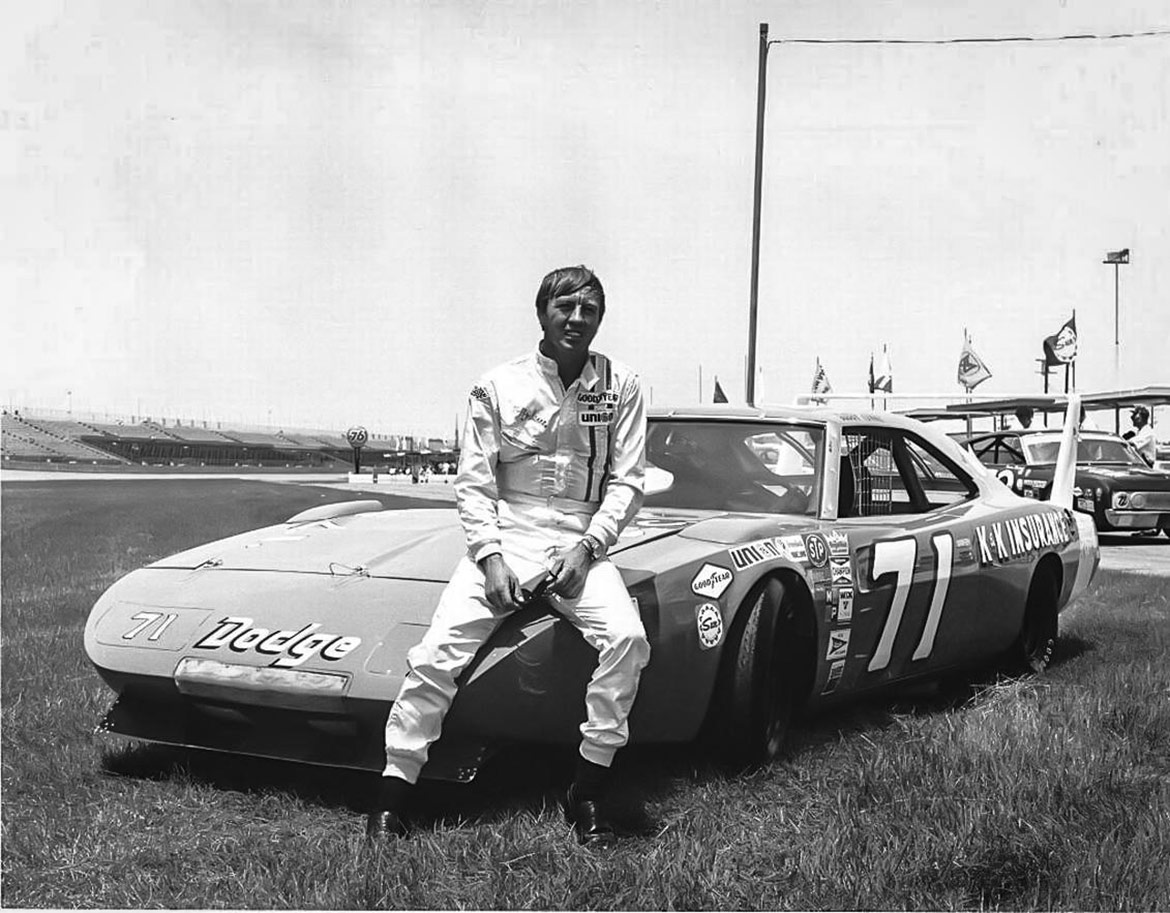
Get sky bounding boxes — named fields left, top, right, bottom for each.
left=3, top=0, right=1169, bottom=440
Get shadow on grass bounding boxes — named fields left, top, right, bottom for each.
left=98, top=644, right=1089, bottom=839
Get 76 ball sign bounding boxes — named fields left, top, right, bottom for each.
left=346, top=425, right=368, bottom=473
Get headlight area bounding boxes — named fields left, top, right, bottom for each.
left=173, top=657, right=350, bottom=712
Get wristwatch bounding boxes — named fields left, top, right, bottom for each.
left=579, top=534, right=605, bottom=561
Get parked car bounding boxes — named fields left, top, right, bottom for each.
left=85, top=406, right=1100, bottom=780
left=961, top=429, right=1170, bottom=536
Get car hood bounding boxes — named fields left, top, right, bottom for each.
left=147, top=506, right=707, bottom=580
left=1077, top=465, right=1170, bottom=485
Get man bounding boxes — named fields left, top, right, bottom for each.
left=1010, top=406, right=1035, bottom=430
left=367, top=265, right=649, bottom=846
left=1123, top=405, right=1156, bottom=466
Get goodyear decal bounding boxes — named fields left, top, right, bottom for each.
left=825, top=530, right=849, bottom=557
left=729, top=538, right=784, bottom=570
left=830, top=557, right=853, bottom=586
left=975, top=510, right=1074, bottom=565
left=577, top=390, right=619, bottom=405
left=695, top=603, right=724, bottom=649
left=194, top=616, right=361, bottom=669
left=804, top=533, right=829, bottom=568
left=822, top=658, right=846, bottom=694
left=691, top=563, right=733, bottom=599
left=826, top=629, right=850, bottom=662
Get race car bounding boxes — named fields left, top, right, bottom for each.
left=961, top=428, right=1170, bottom=536
left=84, top=402, right=1100, bottom=780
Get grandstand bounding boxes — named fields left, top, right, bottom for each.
left=1, top=409, right=456, bottom=472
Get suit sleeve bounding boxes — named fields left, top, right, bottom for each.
left=454, top=382, right=503, bottom=562
left=585, top=372, right=646, bottom=548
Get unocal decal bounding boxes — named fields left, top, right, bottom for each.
left=194, top=616, right=362, bottom=669
left=691, top=563, right=734, bottom=599
left=728, top=538, right=784, bottom=570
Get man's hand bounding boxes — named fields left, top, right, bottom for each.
left=479, top=554, right=524, bottom=612
left=548, top=541, right=591, bottom=600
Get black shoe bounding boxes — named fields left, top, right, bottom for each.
left=565, top=784, right=617, bottom=846
left=365, top=809, right=409, bottom=842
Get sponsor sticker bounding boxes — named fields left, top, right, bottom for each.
left=695, top=603, right=724, bottom=649
left=691, top=563, right=734, bottom=599
left=1076, top=498, right=1094, bottom=512
left=826, top=629, right=850, bottom=662
left=780, top=535, right=807, bottom=562
left=804, top=533, right=829, bottom=568
left=193, top=616, right=362, bottom=669
left=579, top=410, right=614, bottom=424
left=729, top=538, right=784, bottom=570
left=825, top=530, right=849, bottom=557
left=830, top=557, right=853, bottom=585
left=822, top=658, right=846, bottom=694
left=836, top=587, right=854, bottom=623
left=974, top=510, right=1075, bottom=565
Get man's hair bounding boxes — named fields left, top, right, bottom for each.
left=535, top=265, right=605, bottom=317
left=1131, top=405, right=1149, bottom=423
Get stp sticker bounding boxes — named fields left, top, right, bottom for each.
left=695, top=603, right=724, bottom=649
left=804, top=533, right=829, bottom=568
left=826, top=628, right=850, bottom=661
left=691, top=563, right=733, bottom=599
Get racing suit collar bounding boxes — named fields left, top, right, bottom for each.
left=534, top=345, right=601, bottom=389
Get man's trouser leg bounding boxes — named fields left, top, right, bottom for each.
left=551, top=559, right=651, bottom=768
left=381, top=555, right=524, bottom=783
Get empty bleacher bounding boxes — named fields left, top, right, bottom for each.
left=2, top=409, right=456, bottom=472
left=1, top=413, right=128, bottom=464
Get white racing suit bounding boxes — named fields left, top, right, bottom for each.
left=381, top=346, right=649, bottom=783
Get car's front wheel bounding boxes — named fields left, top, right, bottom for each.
left=707, top=577, right=803, bottom=768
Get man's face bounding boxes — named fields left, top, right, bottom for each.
left=539, top=290, right=602, bottom=361
left=1132, top=410, right=1146, bottom=428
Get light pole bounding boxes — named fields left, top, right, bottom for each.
left=746, top=22, right=770, bottom=406
left=1102, top=248, right=1129, bottom=346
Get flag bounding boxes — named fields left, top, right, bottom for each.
left=873, top=345, right=893, bottom=393
left=868, top=353, right=876, bottom=394
left=811, top=359, right=832, bottom=401
left=1103, top=248, right=1130, bottom=264
left=1043, top=314, right=1078, bottom=366
left=957, top=331, right=992, bottom=390
left=713, top=377, right=728, bottom=403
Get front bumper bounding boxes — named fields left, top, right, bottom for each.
left=1102, top=509, right=1168, bottom=530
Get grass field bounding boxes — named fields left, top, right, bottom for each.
left=2, top=479, right=1169, bottom=910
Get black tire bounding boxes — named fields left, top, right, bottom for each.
left=707, top=577, right=801, bottom=769
left=1004, top=567, right=1059, bottom=675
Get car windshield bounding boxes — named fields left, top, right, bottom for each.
left=1023, top=435, right=1146, bottom=467
left=644, top=419, right=823, bottom=515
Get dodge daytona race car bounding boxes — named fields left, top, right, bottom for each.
left=961, top=428, right=1170, bottom=536
left=85, top=404, right=1100, bottom=780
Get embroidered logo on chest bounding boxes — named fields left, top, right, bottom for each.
left=514, top=406, right=548, bottom=427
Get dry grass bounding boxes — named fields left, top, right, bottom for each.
left=2, top=479, right=1169, bottom=909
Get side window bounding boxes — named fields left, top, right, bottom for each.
left=902, top=435, right=978, bottom=508
left=842, top=431, right=905, bottom=516
left=841, top=429, right=978, bottom=517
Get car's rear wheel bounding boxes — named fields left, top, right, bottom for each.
left=1004, top=565, right=1059, bottom=675
left=707, top=577, right=802, bottom=768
